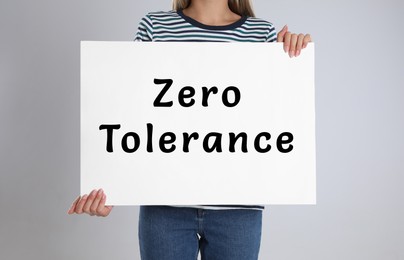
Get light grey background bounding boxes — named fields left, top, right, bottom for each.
left=1, top=0, right=403, bottom=259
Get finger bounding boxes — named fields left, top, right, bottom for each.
left=97, top=193, right=113, bottom=217
left=277, top=24, right=288, bottom=43
left=283, top=32, right=291, bottom=53
left=303, top=34, right=312, bottom=48
left=82, top=189, right=97, bottom=215
left=295, top=34, right=305, bottom=57
left=90, top=189, right=103, bottom=215
left=289, top=33, right=298, bottom=58
left=67, top=195, right=81, bottom=214
left=105, top=206, right=114, bottom=216
left=75, top=194, right=88, bottom=214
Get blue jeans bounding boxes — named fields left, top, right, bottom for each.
left=138, top=206, right=263, bottom=260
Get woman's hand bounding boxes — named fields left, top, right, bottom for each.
left=67, top=189, right=113, bottom=217
left=277, top=25, right=312, bottom=58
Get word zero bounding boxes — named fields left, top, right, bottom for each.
left=153, top=78, right=241, bottom=107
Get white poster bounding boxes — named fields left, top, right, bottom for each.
left=81, top=41, right=316, bottom=205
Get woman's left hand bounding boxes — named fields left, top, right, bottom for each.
left=277, top=25, right=312, bottom=58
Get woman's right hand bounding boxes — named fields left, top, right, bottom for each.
left=67, top=189, right=113, bottom=217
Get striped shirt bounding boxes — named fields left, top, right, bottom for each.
left=134, top=10, right=277, bottom=43
left=134, top=10, right=277, bottom=210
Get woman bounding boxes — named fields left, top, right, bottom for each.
left=69, top=1, right=312, bottom=259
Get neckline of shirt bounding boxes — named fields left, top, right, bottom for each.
left=177, top=9, right=247, bottom=31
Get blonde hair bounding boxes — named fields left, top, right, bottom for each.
left=172, top=0, right=255, bottom=17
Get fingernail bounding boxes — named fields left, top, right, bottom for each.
left=285, top=46, right=289, bottom=53
left=296, top=50, right=300, bottom=56
left=290, top=50, right=295, bottom=57
left=82, top=195, right=88, bottom=200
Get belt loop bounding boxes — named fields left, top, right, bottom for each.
left=197, top=208, right=203, bottom=218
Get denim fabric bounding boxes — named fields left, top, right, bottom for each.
left=139, top=206, right=263, bottom=260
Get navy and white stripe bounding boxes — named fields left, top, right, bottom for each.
left=169, top=205, right=265, bottom=210
left=134, top=10, right=275, bottom=210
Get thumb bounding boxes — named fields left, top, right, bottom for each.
left=277, top=24, right=288, bottom=42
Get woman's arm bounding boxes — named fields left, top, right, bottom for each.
left=277, top=25, right=312, bottom=58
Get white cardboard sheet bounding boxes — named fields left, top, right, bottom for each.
left=80, top=41, right=316, bottom=205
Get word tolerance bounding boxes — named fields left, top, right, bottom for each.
left=99, top=78, right=294, bottom=154
left=99, top=123, right=293, bottom=153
